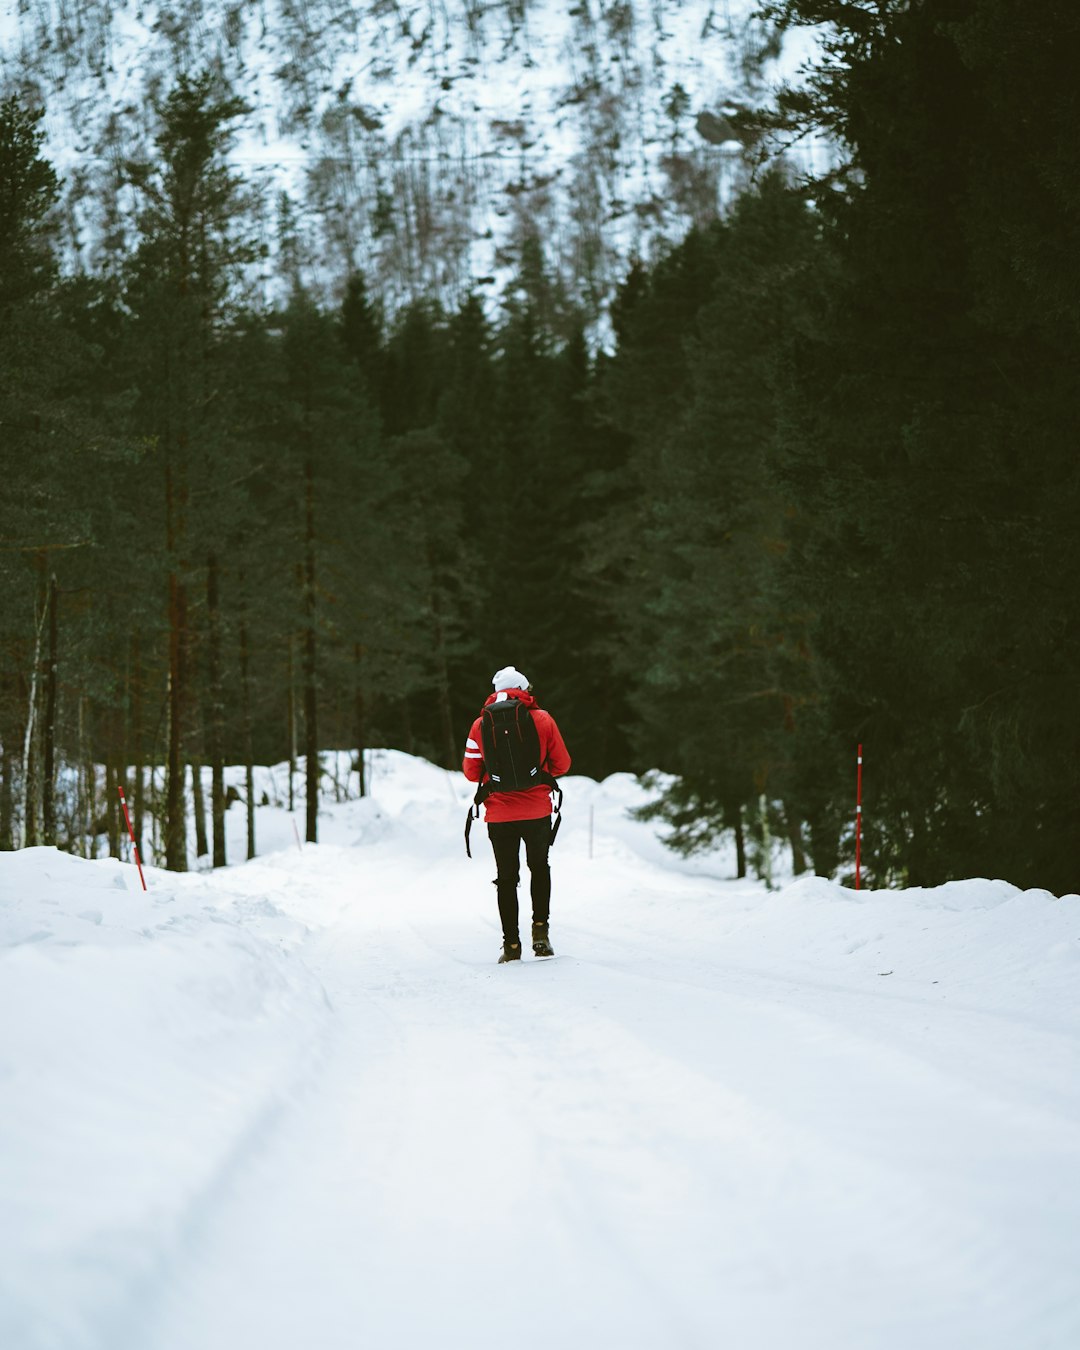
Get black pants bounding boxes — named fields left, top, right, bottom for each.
left=488, top=817, right=552, bottom=942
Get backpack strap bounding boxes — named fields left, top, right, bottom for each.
left=465, top=801, right=477, bottom=857
left=464, top=774, right=489, bottom=859
left=548, top=780, right=563, bottom=847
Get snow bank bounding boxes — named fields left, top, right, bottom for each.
left=0, top=849, right=331, bottom=1350
left=659, top=872, right=1080, bottom=1028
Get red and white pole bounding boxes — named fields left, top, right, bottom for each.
left=854, top=744, right=863, bottom=891
left=117, top=784, right=148, bottom=891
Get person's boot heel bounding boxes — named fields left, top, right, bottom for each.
left=531, top=922, right=554, bottom=958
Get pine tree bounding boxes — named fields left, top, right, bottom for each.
left=0, top=99, right=118, bottom=853
left=600, top=176, right=827, bottom=873
left=755, top=0, right=1080, bottom=889
left=0, top=97, right=62, bottom=848
left=121, top=72, right=258, bottom=870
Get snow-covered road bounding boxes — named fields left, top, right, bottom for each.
left=3, top=753, right=1079, bottom=1349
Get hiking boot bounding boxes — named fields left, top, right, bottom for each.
left=498, top=940, right=522, bottom=964
left=532, top=922, right=554, bottom=958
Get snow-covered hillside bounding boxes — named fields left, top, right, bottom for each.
left=2, top=751, right=1078, bottom=1349
left=0, top=0, right=822, bottom=320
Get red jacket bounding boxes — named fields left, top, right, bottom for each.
left=462, top=690, right=571, bottom=822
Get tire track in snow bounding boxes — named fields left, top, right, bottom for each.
left=137, top=837, right=1080, bottom=1350
left=537, top=924, right=1080, bottom=1348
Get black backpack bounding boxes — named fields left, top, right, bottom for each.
left=464, top=698, right=563, bottom=856
left=480, top=698, right=544, bottom=792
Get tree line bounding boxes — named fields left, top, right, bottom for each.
left=0, top=75, right=631, bottom=872
left=2, top=0, right=1077, bottom=893
left=606, top=0, right=1080, bottom=894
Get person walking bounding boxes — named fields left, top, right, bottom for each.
left=463, top=666, right=571, bottom=963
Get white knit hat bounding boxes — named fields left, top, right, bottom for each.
left=492, top=666, right=530, bottom=692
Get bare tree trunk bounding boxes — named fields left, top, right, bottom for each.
left=151, top=763, right=161, bottom=863
left=354, top=642, right=366, bottom=798
left=22, top=592, right=48, bottom=847
left=117, top=703, right=129, bottom=857
left=42, top=575, right=59, bottom=846
left=187, top=613, right=209, bottom=863
left=732, top=803, right=747, bottom=879
left=246, top=759, right=256, bottom=859
left=78, top=696, right=90, bottom=858
left=784, top=802, right=808, bottom=875
left=808, top=815, right=839, bottom=879
left=191, top=756, right=209, bottom=859
left=0, top=743, right=12, bottom=849
left=0, top=675, right=14, bottom=849
left=23, top=685, right=39, bottom=847
left=164, top=443, right=188, bottom=871
left=240, top=615, right=256, bottom=861
left=165, top=571, right=188, bottom=870
left=304, top=629, right=318, bottom=842
left=206, top=553, right=227, bottom=868
left=105, top=753, right=120, bottom=858
left=0, top=752, right=13, bottom=849
left=303, top=447, right=319, bottom=844
left=131, top=635, right=145, bottom=855
left=287, top=635, right=297, bottom=812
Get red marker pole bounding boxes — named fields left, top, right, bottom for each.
left=117, top=784, right=148, bottom=891
left=854, top=744, right=863, bottom=891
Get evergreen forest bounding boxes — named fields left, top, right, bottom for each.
left=1, top=0, right=1077, bottom=893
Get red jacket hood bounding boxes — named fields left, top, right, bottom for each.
left=482, top=689, right=538, bottom=711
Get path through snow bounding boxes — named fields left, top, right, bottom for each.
left=2, top=753, right=1079, bottom=1349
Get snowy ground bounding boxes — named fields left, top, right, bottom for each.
left=2, top=751, right=1079, bottom=1350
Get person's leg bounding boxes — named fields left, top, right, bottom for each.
left=521, top=816, right=552, bottom=927
left=487, top=821, right=523, bottom=942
